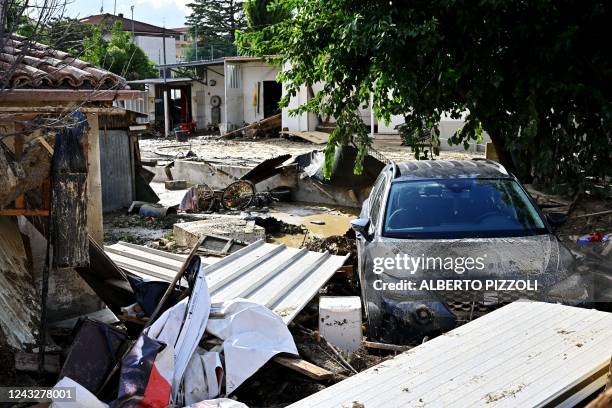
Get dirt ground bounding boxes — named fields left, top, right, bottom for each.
left=138, top=135, right=483, bottom=165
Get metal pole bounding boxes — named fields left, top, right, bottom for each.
left=113, top=0, right=117, bottom=14
left=130, top=5, right=135, bottom=43
left=194, top=26, right=198, bottom=61
left=163, top=25, right=169, bottom=138
left=370, top=92, right=375, bottom=139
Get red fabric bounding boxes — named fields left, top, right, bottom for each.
left=139, top=364, right=171, bottom=408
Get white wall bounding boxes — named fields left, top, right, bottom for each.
left=191, top=67, right=225, bottom=129
left=223, top=60, right=280, bottom=132
left=241, top=62, right=280, bottom=124
left=135, top=35, right=177, bottom=65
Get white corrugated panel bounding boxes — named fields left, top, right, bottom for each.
left=289, top=301, right=612, bottom=408
left=105, top=240, right=348, bottom=323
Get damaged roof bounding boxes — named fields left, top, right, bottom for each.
left=0, top=33, right=127, bottom=90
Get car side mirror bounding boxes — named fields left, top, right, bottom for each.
left=351, top=218, right=371, bottom=240
left=546, top=212, right=568, bottom=229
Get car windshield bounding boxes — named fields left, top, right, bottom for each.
left=383, top=178, right=547, bottom=239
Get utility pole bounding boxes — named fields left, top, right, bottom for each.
left=163, top=24, right=169, bottom=138
left=194, top=26, right=198, bottom=61
left=130, top=5, right=135, bottom=43
left=113, top=0, right=117, bottom=14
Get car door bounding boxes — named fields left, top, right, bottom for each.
left=357, top=170, right=388, bottom=316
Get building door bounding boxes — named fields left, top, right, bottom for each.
left=263, top=80, right=282, bottom=118
left=196, top=90, right=206, bottom=129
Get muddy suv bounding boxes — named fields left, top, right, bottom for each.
left=351, top=159, right=591, bottom=344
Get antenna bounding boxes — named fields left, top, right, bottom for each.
left=100, top=0, right=104, bottom=13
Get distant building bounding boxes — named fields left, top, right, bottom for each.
left=171, top=27, right=192, bottom=62
left=81, top=13, right=181, bottom=71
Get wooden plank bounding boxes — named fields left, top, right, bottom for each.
left=0, top=209, right=49, bottom=216
left=273, top=355, right=334, bottom=381
left=280, top=130, right=330, bottom=144
left=222, top=113, right=281, bottom=138
left=15, top=352, right=60, bottom=374
left=362, top=340, right=411, bottom=353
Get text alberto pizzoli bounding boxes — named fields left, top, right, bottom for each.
left=371, top=254, right=539, bottom=292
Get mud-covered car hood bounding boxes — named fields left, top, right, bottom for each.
left=367, top=234, right=573, bottom=283
left=359, top=234, right=592, bottom=343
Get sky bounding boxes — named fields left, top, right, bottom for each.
left=64, top=0, right=190, bottom=29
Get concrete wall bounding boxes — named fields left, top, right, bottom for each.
left=224, top=63, right=244, bottom=133
left=377, top=113, right=490, bottom=152
left=223, top=61, right=280, bottom=132
left=135, top=35, right=177, bottom=66
left=282, top=84, right=311, bottom=132
left=151, top=160, right=366, bottom=208
left=241, top=62, right=280, bottom=124
left=190, top=67, right=225, bottom=129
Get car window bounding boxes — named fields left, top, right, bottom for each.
left=368, top=172, right=388, bottom=233
left=383, top=178, right=547, bottom=239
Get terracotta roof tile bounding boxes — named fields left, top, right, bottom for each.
left=0, top=33, right=128, bottom=90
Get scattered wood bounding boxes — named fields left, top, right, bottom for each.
left=280, top=130, right=330, bottom=145
left=137, top=159, right=158, bottom=167
left=573, top=209, right=612, bottom=219
left=222, top=113, right=281, bottom=139
left=241, top=154, right=291, bottom=184
left=273, top=355, right=335, bottom=381
left=335, top=265, right=354, bottom=276
left=362, top=340, right=411, bottom=353
left=15, top=352, right=60, bottom=374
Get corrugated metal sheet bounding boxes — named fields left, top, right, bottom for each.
left=99, top=130, right=134, bottom=212
left=105, top=240, right=348, bottom=323
left=289, top=301, right=612, bottom=408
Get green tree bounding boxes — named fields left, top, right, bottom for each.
left=186, top=0, right=246, bottom=44
left=237, top=0, right=291, bottom=55
left=239, top=0, right=611, bottom=188
left=82, top=21, right=158, bottom=81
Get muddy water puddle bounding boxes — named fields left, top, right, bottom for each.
left=268, top=202, right=359, bottom=247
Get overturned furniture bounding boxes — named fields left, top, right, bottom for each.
left=289, top=301, right=612, bottom=408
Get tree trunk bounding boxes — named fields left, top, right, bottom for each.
left=0, top=139, right=52, bottom=208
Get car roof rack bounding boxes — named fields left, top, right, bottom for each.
left=472, top=158, right=508, bottom=174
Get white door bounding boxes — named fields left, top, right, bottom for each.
left=196, top=90, right=206, bottom=129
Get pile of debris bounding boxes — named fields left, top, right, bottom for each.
left=11, top=229, right=398, bottom=407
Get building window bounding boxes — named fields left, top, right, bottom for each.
left=227, top=64, right=241, bottom=89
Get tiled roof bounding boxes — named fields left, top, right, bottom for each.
left=82, top=14, right=181, bottom=36
left=0, top=33, right=127, bottom=90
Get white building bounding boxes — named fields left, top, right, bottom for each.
left=81, top=13, right=179, bottom=69
left=129, top=57, right=282, bottom=132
